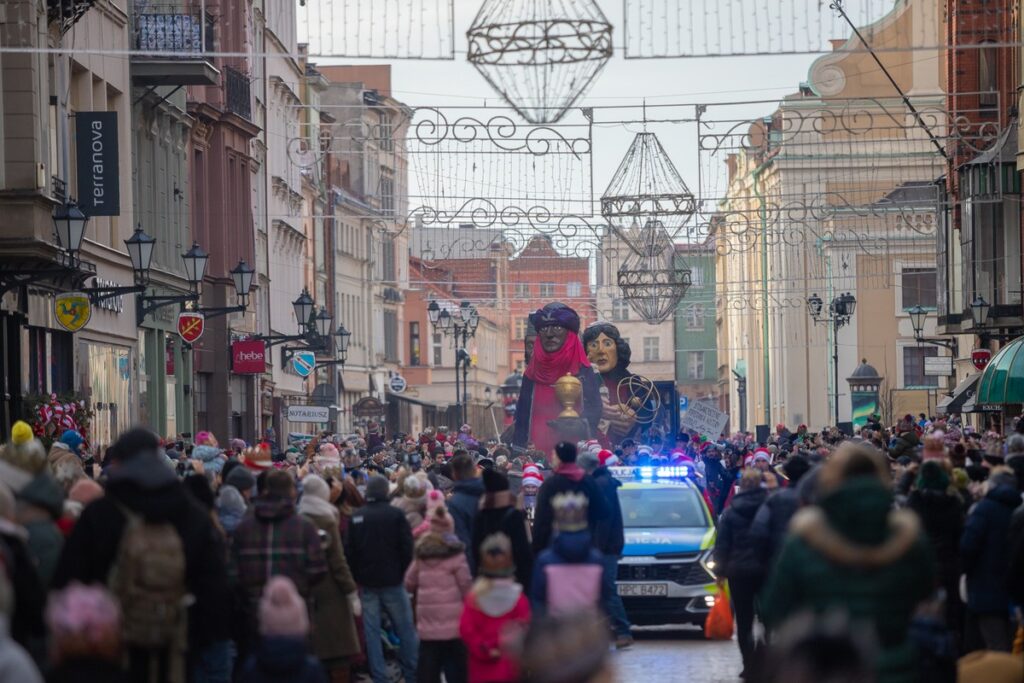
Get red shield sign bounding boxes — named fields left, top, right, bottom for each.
left=972, top=348, right=992, bottom=371
left=177, top=312, right=205, bottom=344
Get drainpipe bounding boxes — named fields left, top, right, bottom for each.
left=752, top=159, right=773, bottom=427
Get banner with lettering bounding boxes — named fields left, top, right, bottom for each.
left=75, top=111, right=120, bottom=216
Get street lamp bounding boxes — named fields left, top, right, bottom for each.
left=908, top=304, right=956, bottom=353
left=808, top=292, right=857, bottom=426
left=427, top=300, right=441, bottom=325
left=430, top=300, right=480, bottom=428
left=314, top=307, right=333, bottom=338
left=229, top=260, right=255, bottom=299
left=971, top=295, right=991, bottom=329
left=125, top=226, right=157, bottom=283
left=52, top=200, right=88, bottom=257
left=181, top=242, right=210, bottom=288
left=335, top=324, right=351, bottom=354
left=438, top=308, right=453, bottom=332
left=293, top=289, right=315, bottom=329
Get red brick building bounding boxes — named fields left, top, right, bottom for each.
left=508, top=235, right=595, bottom=373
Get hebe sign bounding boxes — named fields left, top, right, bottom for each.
left=75, top=112, right=119, bottom=216
left=232, top=340, right=266, bottom=374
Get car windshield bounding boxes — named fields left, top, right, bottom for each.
left=618, top=487, right=708, bottom=528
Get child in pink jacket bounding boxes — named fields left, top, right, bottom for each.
left=459, top=533, right=532, bottom=683
left=405, top=494, right=472, bottom=683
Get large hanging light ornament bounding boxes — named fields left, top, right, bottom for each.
left=466, top=0, right=613, bottom=124
left=602, top=131, right=697, bottom=255
left=616, top=221, right=692, bottom=324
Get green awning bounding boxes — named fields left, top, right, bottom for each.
left=975, top=336, right=1024, bottom=405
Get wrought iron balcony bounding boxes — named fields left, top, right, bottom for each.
left=225, top=67, right=252, bottom=120
left=130, top=3, right=218, bottom=86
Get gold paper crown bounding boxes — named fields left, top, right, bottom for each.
left=552, top=491, right=589, bottom=532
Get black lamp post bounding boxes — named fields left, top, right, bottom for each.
left=429, top=299, right=480, bottom=427
left=52, top=200, right=88, bottom=263
left=808, top=291, right=857, bottom=426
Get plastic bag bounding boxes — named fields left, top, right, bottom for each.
left=704, top=586, right=734, bottom=640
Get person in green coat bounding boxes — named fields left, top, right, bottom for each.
left=760, top=442, right=935, bottom=683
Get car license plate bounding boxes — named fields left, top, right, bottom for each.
left=617, top=583, right=668, bottom=597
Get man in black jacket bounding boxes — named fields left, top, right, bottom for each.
left=344, top=475, right=418, bottom=683
left=532, top=442, right=609, bottom=553
left=579, top=448, right=632, bottom=648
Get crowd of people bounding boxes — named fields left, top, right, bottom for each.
left=2, top=409, right=1024, bottom=682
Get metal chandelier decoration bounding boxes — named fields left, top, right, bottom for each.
left=466, top=0, right=613, bottom=124
left=616, top=220, right=692, bottom=324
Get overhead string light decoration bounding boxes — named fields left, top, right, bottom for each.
left=466, top=0, right=613, bottom=124
left=602, top=125, right=698, bottom=256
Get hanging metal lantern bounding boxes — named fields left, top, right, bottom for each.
left=466, top=0, right=613, bottom=124
left=602, top=132, right=697, bottom=255
left=616, top=223, right=692, bottom=324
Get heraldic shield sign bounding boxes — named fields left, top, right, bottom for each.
left=54, top=292, right=92, bottom=332
left=177, top=311, right=205, bottom=343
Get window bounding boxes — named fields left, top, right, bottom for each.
left=383, top=311, right=398, bottom=362
left=379, top=171, right=394, bottom=216
left=539, top=282, right=555, bottom=297
left=567, top=281, right=582, bottom=297
left=409, top=321, right=421, bottom=366
left=684, top=303, right=704, bottom=330
left=514, top=317, right=528, bottom=339
left=902, top=267, right=937, bottom=310
left=979, top=42, right=998, bottom=108
left=611, top=298, right=630, bottom=321
left=377, top=111, right=393, bottom=151
left=903, top=346, right=939, bottom=387
left=643, top=337, right=660, bottom=362
left=432, top=332, right=443, bottom=366
left=687, top=351, right=705, bottom=380
left=689, top=266, right=703, bottom=288
left=515, top=282, right=530, bottom=297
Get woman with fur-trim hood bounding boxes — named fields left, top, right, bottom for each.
left=405, top=495, right=472, bottom=683
left=760, top=442, right=934, bottom=683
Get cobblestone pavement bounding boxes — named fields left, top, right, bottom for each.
left=612, top=627, right=743, bottom=683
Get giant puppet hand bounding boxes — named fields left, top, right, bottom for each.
left=600, top=398, right=637, bottom=439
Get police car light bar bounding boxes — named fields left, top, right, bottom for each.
left=608, top=465, right=693, bottom=480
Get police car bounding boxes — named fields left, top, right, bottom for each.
left=610, top=466, right=718, bottom=628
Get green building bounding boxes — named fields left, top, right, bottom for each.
left=674, top=244, right=722, bottom=418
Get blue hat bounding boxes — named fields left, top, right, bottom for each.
left=59, top=429, right=84, bottom=454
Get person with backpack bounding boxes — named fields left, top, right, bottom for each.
left=530, top=492, right=610, bottom=617
left=231, top=470, right=327, bottom=665
left=52, top=427, right=231, bottom=683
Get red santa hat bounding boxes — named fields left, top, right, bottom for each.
left=598, top=450, right=619, bottom=467
left=522, top=464, right=544, bottom=488
left=753, top=447, right=772, bottom=463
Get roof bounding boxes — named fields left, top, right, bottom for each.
left=848, top=358, right=881, bottom=380
left=410, top=225, right=508, bottom=260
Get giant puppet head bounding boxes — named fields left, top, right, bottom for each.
left=528, top=302, right=581, bottom=354
left=581, top=322, right=631, bottom=376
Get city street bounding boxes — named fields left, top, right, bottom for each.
left=616, top=629, right=742, bottom=683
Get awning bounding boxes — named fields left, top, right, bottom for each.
left=976, top=335, right=1024, bottom=405
left=936, top=373, right=981, bottom=415
left=385, top=391, right=450, bottom=410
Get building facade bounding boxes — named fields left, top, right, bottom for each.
left=674, top=243, right=722, bottom=419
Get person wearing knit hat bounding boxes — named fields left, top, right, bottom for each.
left=239, top=576, right=325, bottom=683
left=473, top=468, right=534, bottom=589
left=240, top=443, right=273, bottom=472
left=45, top=582, right=123, bottom=680
left=460, top=533, right=532, bottom=683
left=58, top=429, right=85, bottom=457
left=531, top=492, right=607, bottom=618
left=404, top=493, right=471, bottom=683
left=194, top=431, right=218, bottom=447
left=519, top=464, right=543, bottom=524
left=0, top=420, right=47, bottom=491
left=192, top=443, right=226, bottom=477
left=228, top=438, right=247, bottom=454
left=392, top=471, right=433, bottom=529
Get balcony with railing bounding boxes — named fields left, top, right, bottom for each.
left=130, top=2, right=218, bottom=86
left=225, top=67, right=252, bottom=120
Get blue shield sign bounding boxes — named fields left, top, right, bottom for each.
left=291, top=351, right=316, bottom=378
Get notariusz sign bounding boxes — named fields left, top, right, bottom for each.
left=76, top=112, right=119, bottom=216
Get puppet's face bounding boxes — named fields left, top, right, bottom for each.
left=586, top=332, right=618, bottom=374
left=538, top=324, right=569, bottom=354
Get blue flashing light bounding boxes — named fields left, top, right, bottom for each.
left=609, top=465, right=695, bottom=482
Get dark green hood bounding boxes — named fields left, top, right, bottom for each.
left=16, top=472, right=64, bottom=519
left=818, top=476, right=893, bottom=546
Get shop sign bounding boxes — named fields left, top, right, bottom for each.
left=75, top=111, right=120, bottom=216
left=924, top=356, right=954, bottom=377
left=352, top=396, right=385, bottom=417
left=92, top=279, right=124, bottom=313
left=232, top=340, right=266, bottom=374
left=177, top=312, right=205, bottom=343
left=287, top=404, right=331, bottom=424
left=290, top=351, right=316, bottom=378
left=972, top=348, right=992, bottom=371
left=54, top=292, right=92, bottom=332
left=388, top=374, right=408, bottom=394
